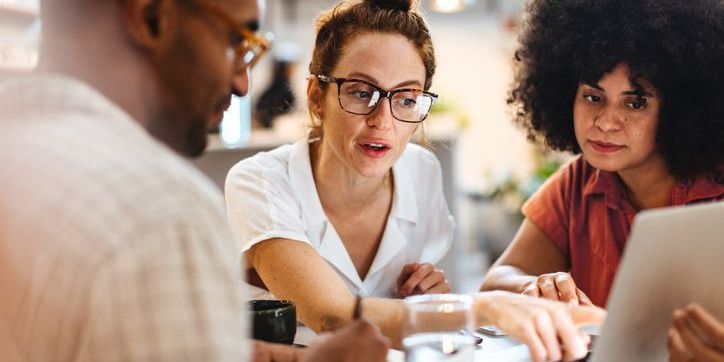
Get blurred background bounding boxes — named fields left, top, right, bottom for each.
left=0, top=0, right=568, bottom=293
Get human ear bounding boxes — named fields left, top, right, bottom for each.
left=306, top=76, right=324, bottom=119
left=118, top=0, right=173, bottom=50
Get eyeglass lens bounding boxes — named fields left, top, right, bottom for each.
left=235, top=33, right=273, bottom=72
left=338, top=81, right=433, bottom=123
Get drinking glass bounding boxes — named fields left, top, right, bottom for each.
left=403, top=294, right=476, bottom=362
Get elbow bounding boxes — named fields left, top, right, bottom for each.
left=479, top=264, right=508, bottom=292
left=297, top=306, right=351, bottom=335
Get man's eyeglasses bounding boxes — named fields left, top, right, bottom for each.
left=186, top=0, right=272, bottom=72
left=315, top=75, right=438, bottom=124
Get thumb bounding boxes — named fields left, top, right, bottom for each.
left=576, top=289, right=594, bottom=306
left=397, top=263, right=419, bottom=286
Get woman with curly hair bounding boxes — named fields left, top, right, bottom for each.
left=481, top=0, right=724, bottom=317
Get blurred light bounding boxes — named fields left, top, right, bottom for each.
left=431, top=0, right=476, bottom=13
left=432, top=0, right=463, bottom=12
left=220, top=95, right=251, bottom=147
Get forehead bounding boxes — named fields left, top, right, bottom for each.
left=334, top=33, right=426, bottom=88
left=588, top=63, right=658, bottom=94
left=217, top=0, right=260, bottom=25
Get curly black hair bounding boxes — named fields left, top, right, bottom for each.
left=508, top=0, right=724, bottom=181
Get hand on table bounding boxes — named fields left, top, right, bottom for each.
left=483, top=291, right=606, bottom=362
left=522, top=272, right=593, bottom=306
left=301, top=319, right=389, bottom=362
left=252, top=340, right=303, bottom=362
left=396, top=263, right=450, bottom=298
left=668, top=303, right=724, bottom=362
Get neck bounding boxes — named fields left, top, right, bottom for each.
left=311, top=140, right=392, bottom=212
left=35, top=18, right=158, bottom=129
left=617, top=157, right=676, bottom=211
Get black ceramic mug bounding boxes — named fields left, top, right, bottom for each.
left=249, top=300, right=297, bottom=344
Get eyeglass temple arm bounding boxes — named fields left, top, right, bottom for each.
left=313, top=75, right=335, bottom=83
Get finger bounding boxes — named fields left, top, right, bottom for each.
left=417, top=270, right=446, bottom=292
left=396, top=263, right=419, bottom=288
left=253, top=340, right=300, bottom=362
left=519, top=323, right=549, bottom=362
left=522, top=284, right=541, bottom=298
left=674, top=310, right=724, bottom=361
left=576, top=289, right=594, bottom=306
left=668, top=328, right=691, bottom=362
left=252, top=340, right=270, bottom=362
left=534, top=312, right=562, bottom=361
left=353, top=319, right=391, bottom=360
left=399, top=264, right=434, bottom=296
left=537, top=277, right=561, bottom=301
left=554, top=273, right=578, bottom=305
left=685, top=303, right=724, bottom=351
left=425, top=280, right=451, bottom=294
left=551, top=308, right=587, bottom=361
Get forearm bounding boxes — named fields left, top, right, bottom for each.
left=249, top=240, right=405, bottom=346
left=317, top=298, right=405, bottom=348
left=363, top=298, right=405, bottom=349
left=480, top=265, right=537, bottom=294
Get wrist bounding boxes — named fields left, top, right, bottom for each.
left=472, top=290, right=509, bottom=326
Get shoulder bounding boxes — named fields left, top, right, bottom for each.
left=101, top=140, right=230, bottom=245
left=681, top=167, right=724, bottom=203
left=0, top=77, right=232, bottom=259
left=2, top=122, right=231, bottom=259
left=224, top=142, right=305, bottom=227
left=559, top=156, right=595, bottom=182
left=226, top=143, right=295, bottom=185
left=524, top=156, right=596, bottom=215
left=541, top=156, right=597, bottom=193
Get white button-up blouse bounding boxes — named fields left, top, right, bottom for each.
left=225, top=137, right=454, bottom=299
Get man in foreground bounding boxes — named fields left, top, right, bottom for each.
left=0, top=0, right=388, bottom=360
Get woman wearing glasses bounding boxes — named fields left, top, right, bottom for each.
left=227, top=0, right=451, bottom=304
left=228, top=7, right=452, bottom=302
left=226, top=0, right=603, bottom=359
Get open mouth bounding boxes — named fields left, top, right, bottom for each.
left=363, top=142, right=390, bottom=151
left=359, top=141, right=391, bottom=158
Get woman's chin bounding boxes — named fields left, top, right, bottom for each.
left=584, top=156, right=624, bottom=173
left=352, top=162, right=393, bottom=179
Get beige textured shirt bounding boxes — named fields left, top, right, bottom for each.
left=0, top=75, right=249, bottom=361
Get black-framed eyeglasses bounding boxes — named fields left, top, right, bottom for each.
left=315, top=75, right=438, bottom=124
left=186, top=0, right=273, bottom=72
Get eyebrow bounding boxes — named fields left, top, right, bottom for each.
left=346, top=71, right=423, bottom=89
left=583, top=82, right=655, bottom=97
left=623, top=89, right=654, bottom=97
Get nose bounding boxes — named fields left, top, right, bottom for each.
left=595, top=106, right=624, bottom=132
left=366, top=96, right=395, bottom=130
left=231, top=66, right=251, bottom=97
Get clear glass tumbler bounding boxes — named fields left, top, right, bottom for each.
left=403, top=294, right=476, bottom=362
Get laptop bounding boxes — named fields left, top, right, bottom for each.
left=591, top=201, right=724, bottom=361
